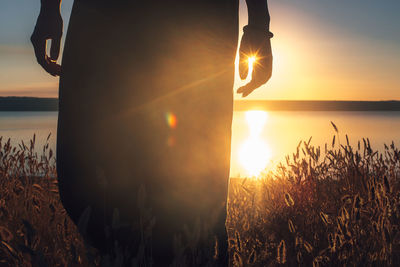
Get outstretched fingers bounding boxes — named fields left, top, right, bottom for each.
left=237, top=81, right=259, bottom=98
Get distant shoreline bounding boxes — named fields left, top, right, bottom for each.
left=0, top=97, right=58, bottom=111
left=1, top=97, right=400, bottom=112
left=235, top=100, right=400, bottom=111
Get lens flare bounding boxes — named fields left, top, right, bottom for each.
left=166, top=112, right=177, bottom=129
left=167, top=135, right=176, bottom=147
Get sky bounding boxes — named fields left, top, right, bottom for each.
left=0, top=0, right=399, bottom=100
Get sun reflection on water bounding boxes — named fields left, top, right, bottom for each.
left=239, top=111, right=271, bottom=177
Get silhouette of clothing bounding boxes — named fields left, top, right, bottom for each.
left=57, top=0, right=238, bottom=265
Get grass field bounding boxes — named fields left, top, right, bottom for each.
left=1, top=125, right=400, bottom=266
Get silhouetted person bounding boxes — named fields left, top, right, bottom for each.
left=32, top=0, right=272, bottom=265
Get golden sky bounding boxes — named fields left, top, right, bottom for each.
left=0, top=0, right=399, bottom=100
left=235, top=0, right=400, bottom=101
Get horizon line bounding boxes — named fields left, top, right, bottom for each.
left=1, top=96, right=400, bottom=102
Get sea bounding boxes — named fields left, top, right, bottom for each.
left=1, top=111, right=400, bottom=178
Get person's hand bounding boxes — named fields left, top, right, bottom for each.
left=237, top=26, right=273, bottom=97
left=31, top=4, right=63, bottom=77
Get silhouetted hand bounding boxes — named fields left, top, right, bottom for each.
left=237, top=26, right=273, bottom=97
left=31, top=3, right=63, bottom=77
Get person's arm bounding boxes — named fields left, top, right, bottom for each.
left=247, top=0, right=270, bottom=28
left=237, top=0, right=273, bottom=97
left=31, top=0, right=63, bottom=76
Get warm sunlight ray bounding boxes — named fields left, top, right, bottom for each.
left=239, top=138, right=271, bottom=177
left=239, top=110, right=271, bottom=177
left=246, top=110, right=268, bottom=137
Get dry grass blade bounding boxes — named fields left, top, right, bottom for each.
left=284, top=193, right=295, bottom=207
left=304, top=241, right=313, bottom=253
left=330, top=121, right=339, bottom=133
left=288, top=219, right=296, bottom=233
left=1, top=241, right=17, bottom=257
left=320, top=212, right=329, bottom=226
left=277, top=240, right=287, bottom=264
left=248, top=249, right=256, bottom=264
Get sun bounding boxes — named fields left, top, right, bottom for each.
left=248, top=56, right=257, bottom=66
left=239, top=138, right=271, bottom=177
left=247, top=56, right=257, bottom=76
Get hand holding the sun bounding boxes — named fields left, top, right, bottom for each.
left=237, top=26, right=273, bottom=97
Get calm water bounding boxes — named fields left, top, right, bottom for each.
left=1, top=111, right=400, bottom=178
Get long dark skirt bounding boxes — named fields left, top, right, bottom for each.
left=57, top=1, right=238, bottom=265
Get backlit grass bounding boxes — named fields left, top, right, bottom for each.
left=1, top=125, right=400, bottom=266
